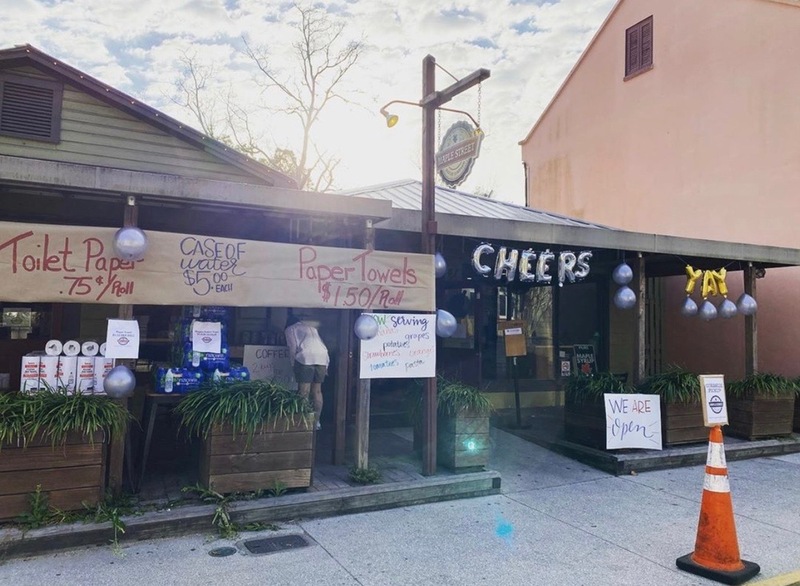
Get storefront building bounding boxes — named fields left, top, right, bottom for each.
left=341, top=179, right=800, bottom=420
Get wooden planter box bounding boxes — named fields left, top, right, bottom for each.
left=437, top=409, right=490, bottom=472
left=0, top=432, right=106, bottom=521
left=728, top=395, right=796, bottom=440
left=794, top=397, right=800, bottom=433
left=199, top=419, right=314, bottom=494
left=564, top=401, right=607, bottom=450
left=662, top=401, right=707, bottom=446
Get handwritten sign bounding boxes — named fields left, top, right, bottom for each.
left=104, top=319, right=140, bottom=359
left=604, top=393, right=662, bottom=450
left=359, top=313, right=436, bottom=379
left=242, top=345, right=297, bottom=390
left=699, top=374, right=728, bottom=427
left=0, top=221, right=434, bottom=310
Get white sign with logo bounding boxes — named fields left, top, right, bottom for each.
left=604, top=393, right=663, bottom=450
left=243, top=345, right=297, bottom=390
left=699, top=374, right=728, bottom=427
left=104, top=319, right=140, bottom=359
left=191, top=321, right=222, bottom=353
left=359, top=313, right=436, bottom=379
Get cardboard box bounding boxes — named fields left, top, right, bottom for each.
left=93, top=357, right=115, bottom=395
left=76, top=356, right=95, bottom=394
left=20, top=355, right=40, bottom=393
left=57, top=356, right=78, bottom=394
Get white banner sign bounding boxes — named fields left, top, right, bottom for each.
left=191, top=321, right=222, bottom=353
left=359, top=313, right=436, bottom=379
left=604, top=393, right=662, bottom=450
left=699, top=374, right=728, bottom=427
left=104, top=319, right=140, bottom=359
left=243, top=345, right=297, bottom=390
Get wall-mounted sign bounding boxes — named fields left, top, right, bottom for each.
left=436, top=121, right=483, bottom=188
left=699, top=374, right=728, bottom=427
left=573, top=344, right=597, bottom=375
left=501, top=319, right=527, bottom=357
left=472, top=244, right=592, bottom=287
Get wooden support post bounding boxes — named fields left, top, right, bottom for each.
left=107, top=198, right=137, bottom=495
left=744, top=264, right=758, bottom=376
left=334, top=310, right=351, bottom=465
left=355, top=379, right=370, bottom=469
left=633, top=253, right=646, bottom=385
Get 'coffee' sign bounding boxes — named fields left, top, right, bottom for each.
left=472, top=244, right=592, bottom=286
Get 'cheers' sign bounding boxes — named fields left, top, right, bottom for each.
left=472, top=244, right=592, bottom=286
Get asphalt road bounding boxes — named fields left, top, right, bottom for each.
left=2, top=429, right=799, bottom=586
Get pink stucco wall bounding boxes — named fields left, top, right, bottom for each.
left=522, top=0, right=800, bottom=376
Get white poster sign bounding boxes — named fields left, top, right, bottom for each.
left=699, top=374, right=728, bottom=427
left=104, top=319, right=140, bottom=359
left=604, top=393, right=663, bottom=450
left=359, top=313, right=436, bottom=379
left=243, top=345, right=297, bottom=390
left=191, top=321, right=222, bottom=353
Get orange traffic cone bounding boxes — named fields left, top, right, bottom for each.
left=676, top=426, right=760, bottom=585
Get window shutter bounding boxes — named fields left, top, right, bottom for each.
left=640, top=19, right=653, bottom=68
left=626, top=27, right=640, bottom=75
left=0, top=75, right=62, bottom=142
left=625, top=16, right=653, bottom=78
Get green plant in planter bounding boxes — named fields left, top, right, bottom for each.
left=437, top=378, right=493, bottom=417
left=728, top=373, right=798, bottom=399
left=0, top=390, right=131, bottom=447
left=175, top=380, right=314, bottom=441
left=564, top=372, right=629, bottom=405
left=637, top=367, right=701, bottom=404
left=406, top=376, right=493, bottom=419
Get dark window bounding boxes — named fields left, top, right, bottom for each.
left=625, top=16, right=653, bottom=79
left=0, top=74, right=63, bottom=143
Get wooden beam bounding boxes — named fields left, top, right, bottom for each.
left=633, top=253, right=646, bottom=385
left=334, top=310, right=350, bottom=465
left=744, top=264, right=758, bottom=376
left=355, top=379, right=370, bottom=469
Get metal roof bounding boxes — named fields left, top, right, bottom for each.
left=339, top=179, right=800, bottom=270
left=339, top=179, right=610, bottom=230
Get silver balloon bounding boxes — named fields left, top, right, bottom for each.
left=612, top=263, right=633, bottom=285
left=103, top=365, right=136, bottom=399
left=613, top=286, right=637, bottom=310
left=494, top=247, right=519, bottom=281
left=698, top=300, right=718, bottom=321
left=436, top=309, right=458, bottom=338
left=536, top=250, right=555, bottom=283
left=354, top=314, right=379, bottom=340
left=518, top=249, right=537, bottom=282
left=113, top=226, right=148, bottom=261
left=574, top=251, right=593, bottom=279
left=680, top=297, right=698, bottom=317
left=736, top=293, right=758, bottom=316
left=558, top=251, right=577, bottom=286
left=434, top=253, right=447, bottom=279
left=718, top=298, right=738, bottom=319
left=471, top=244, right=494, bottom=276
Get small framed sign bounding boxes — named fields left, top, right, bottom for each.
left=573, top=344, right=597, bottom=376
left=699, top=374, right=728, bottom=427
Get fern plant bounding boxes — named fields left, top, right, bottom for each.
left=728, top=373, right=798, bottom=399
left=637, top=367, right=701, bottom=404
left=175, top=380, right=313, bottom=442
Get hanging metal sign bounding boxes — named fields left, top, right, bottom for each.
left=435, top=120, right=483, bottom=188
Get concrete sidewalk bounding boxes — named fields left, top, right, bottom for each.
left=2, top=428, right=799, bottom=585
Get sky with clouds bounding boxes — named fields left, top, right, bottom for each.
left=1, top=0, right=616, bottom=204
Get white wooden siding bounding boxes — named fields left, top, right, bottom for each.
left=0, top=67, right=266, bottom=184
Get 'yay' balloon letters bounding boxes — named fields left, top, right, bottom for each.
left=472, top=244, right=592, bottom=286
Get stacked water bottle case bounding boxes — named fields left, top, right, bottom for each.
left=154, top=306, right=249, bottom=393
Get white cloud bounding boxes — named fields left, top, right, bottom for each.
left=1, top=0, right=616, bottom=203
